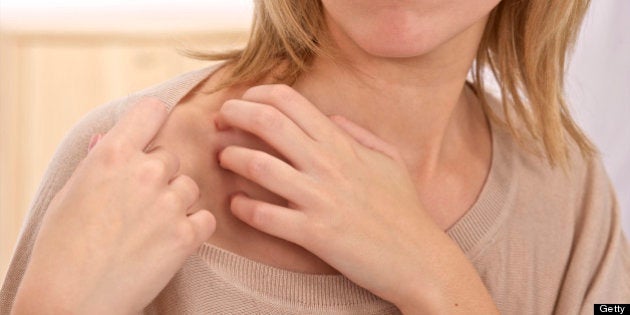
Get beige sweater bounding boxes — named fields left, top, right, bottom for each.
left=1, top=64, right=629, bottom=314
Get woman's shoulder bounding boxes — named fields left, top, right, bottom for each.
left=483, top=91, right=615, bottom=233
left=481, top=101, right=629, bottom=309
left=114, top=63, right=224, bottom=119
left=66, top=63, right=221, bottom=138
left=482, top=89, right=602, bottom=200
left=503, top=116, right=606, bottom=204
left=474, top=118, right=629, bottom=313
left=494, top=105, right=620, bottom=250
left=42, top=64, right=224, bottom=188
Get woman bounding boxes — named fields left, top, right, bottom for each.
left=2, top=0, right=629, bottom=314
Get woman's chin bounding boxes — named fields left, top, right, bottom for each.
left=359, top=42, right=436, bottom=59
left=351, top=31, right=441, bottom=59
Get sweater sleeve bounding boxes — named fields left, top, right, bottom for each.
left=555, top=156, right=630, bottom=313
left=0, top=98, right=128, bottom=313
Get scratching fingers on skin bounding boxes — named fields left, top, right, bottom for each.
left=215, top=99, right=317, bottom=168
left=229, top=193, right=306, bottom=245
left=218, top=146, right=317, bottom=205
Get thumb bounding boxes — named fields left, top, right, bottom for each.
left=330, top=115, right=400, bottom=160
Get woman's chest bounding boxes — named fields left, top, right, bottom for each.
left=150, top=101, right=285, bottom=216
left=148, top=101, right=336, bottom=273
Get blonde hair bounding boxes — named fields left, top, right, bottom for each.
left=190, top=0, right=595, bottom=167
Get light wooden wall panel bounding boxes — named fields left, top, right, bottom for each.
left=0, top=31, right=246, bottom=280
left=1, top=33, right=23, bottom=284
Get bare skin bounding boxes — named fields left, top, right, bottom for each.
left=147, top=74, right=340, bottom=274
left=146, top=60, right=489, bottom=277
left=145, top=0, right=492, bottom=276
left=12, top=0, right=500, bottom=313
left=11, top=100, right=216, bottom=314
left=140, top=1, right=497, bottom=311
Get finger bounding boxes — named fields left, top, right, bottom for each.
left=169, top=174, right=200, bottom=212
left=104, top=97, right=169, bottom=151
left=330, top=115, right=401, bottom=160
left=241, top=84, right=339, bottom=141
left=145, top=146, right=181, bottom=181
left=216, top=99, right=317, bottom=169
left=219, top=146, right=316, bottom=205
left=186, top=209, right=216, bottom=246
left=230, top=193, right=306, bottom=245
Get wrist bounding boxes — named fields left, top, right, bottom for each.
left=393, top=281, right=498, bottom=315
left=387, top=229, right=498, bottom=314
left=12, top=271, right=120, bottom=315
left=390, top=277, right=447, bottom=314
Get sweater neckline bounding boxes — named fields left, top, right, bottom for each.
left=163, top=63, right=516, bottom=308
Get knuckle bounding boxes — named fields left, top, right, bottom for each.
left=97, top=141, right=127, bottom=166
left=312, top=154, right=331, bottom=170
left=246, top=154, right=270, bottom=179
left=312, top=152, right=340, bottom=175
left=251, top=107, right=283, bottom=132
left=330, top=133, right=353, bottom=152
left=268, top=84, right=294, bottom=102
left=178, top=176, right=200, bottom=204
left=183, top=176, right=200, bottom=197
left=137, top=159, right=167, bottom=182
left=248, top=203, right=269, bottom=227
left=162, top=190, right=185, bottom=209
left=309, top=185, right=330, bottom=207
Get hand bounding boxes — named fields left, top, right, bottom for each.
left=215, top=85, right=497, bottom=313
left=12, top=98, right=216, bottom=315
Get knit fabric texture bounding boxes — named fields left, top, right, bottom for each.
left=2, top=64, right=629, bottom=314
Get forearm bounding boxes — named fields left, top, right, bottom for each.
left=11, top=264, right=131, bottom=315
left=12, top=279, right=77, bottom=315
left=392, top=228, right=499, bottom=314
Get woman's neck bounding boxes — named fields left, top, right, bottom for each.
left=197, top=12, right=493, bottom=273
left=293, top=8, right=489, bottom=177
left=291, top=17, right=488, bottom=179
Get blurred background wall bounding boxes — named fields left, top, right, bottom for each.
left=1, top=1, right=628, bottom=281
left=0, top=0, right=254, bottom=280
left=566, top=1, right=630, bottom=236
